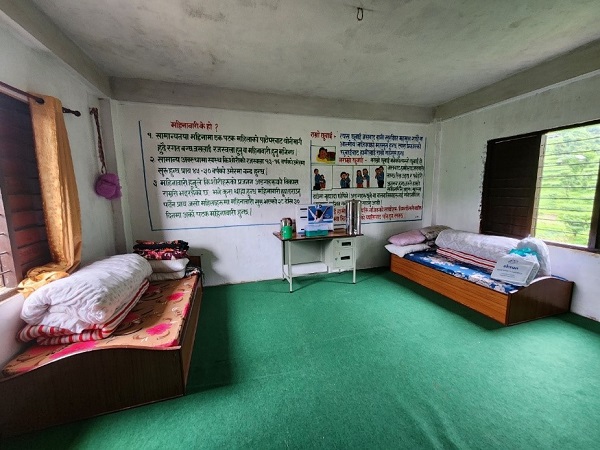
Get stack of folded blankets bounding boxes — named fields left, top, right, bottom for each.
left=133, top=239, right=190, bottom=281
left=433, top=229, right=519, bottom=273
left=18, top=254, right=152, bottom=345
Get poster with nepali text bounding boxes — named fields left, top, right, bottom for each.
left=133, top=110, right=425, bottom=230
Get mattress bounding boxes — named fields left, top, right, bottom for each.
left=403, top=250, right=519, bottom=294
left=2, top=274, right=199, bottom=377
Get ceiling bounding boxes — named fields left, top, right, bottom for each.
left=9, top=0, right=600, bottom=113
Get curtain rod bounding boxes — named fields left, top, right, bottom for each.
left=0, top=80, right=81, bottom=117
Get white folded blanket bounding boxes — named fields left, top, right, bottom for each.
left=385, top=243, right=431, bottom=258
left=435, top=229, right=518, bottom=262
left=21, top=254, right=152, bottom=333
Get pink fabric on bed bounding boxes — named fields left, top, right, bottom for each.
left=51, top=341, right=98, bottom=359
left=388, top=229, right=426, bottom=246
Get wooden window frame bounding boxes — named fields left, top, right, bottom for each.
left=481, top=120, right=600, bottom=253
left=0, top=91, right=52, bottom=295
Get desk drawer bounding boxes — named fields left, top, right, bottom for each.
left=332, top=238, right=354, bottom=250
left=331, top=248, right=354, bottom=269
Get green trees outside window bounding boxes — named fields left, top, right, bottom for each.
left=533, top=124, right=600, bottom=247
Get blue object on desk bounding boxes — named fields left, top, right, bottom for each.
left=305, top=229, right=329, bottom=237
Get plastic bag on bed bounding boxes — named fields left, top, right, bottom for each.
left=517, top=237, right=551, bottom=276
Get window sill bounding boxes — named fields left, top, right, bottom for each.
left=545, top=241, right=600, bottom=254
left=0, top=287, right=20, bottom=303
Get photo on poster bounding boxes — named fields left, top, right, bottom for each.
left=312, top=144, right=336, bottom=163
left=360, top=166, right=373, bottom=188
left=307, top=204, right=334, bottom=224
left=335, top=166, right=352, bottom=189
left=356, top=165, right=386, bottom=188
left=374, top=165, right=386, bottom=188
left=312, top=165, right=333, bottom=191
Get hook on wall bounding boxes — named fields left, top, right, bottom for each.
left=357, top=7, right=363, bottom=21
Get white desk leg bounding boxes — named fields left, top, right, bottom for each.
left=281, top=240, right=285, bottom=280
left=352, top=247, right=356, bottom=283
left=287, top=240, right=293, bottom=292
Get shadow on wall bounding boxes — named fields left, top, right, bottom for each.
left=190, top=247, right=221, bottom=287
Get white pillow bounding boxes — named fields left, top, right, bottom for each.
left=385, top=243, right=431, bottom=258
left=149, top=269, right=186, bottom=281
left=148, top=258, right=189, bottom=273
left=388, top=229, right=426, bottom=246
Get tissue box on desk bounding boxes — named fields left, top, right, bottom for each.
left=305, top=223, right=330, bottom=237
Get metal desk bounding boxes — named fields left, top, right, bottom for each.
left=273, top=230, right=362, bottom=292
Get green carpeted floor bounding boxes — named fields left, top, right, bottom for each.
left=3, top=268, right=600, bottom=449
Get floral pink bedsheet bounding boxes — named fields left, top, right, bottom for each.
left=2, top=274, right=199, bottom=378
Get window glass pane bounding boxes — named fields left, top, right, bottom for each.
left=533, top=124, right=600, bottom=246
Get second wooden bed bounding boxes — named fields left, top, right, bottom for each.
left=390, top=253, right=573, bottom=326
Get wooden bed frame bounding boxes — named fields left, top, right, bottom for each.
left=0, top=259, right=203, bottom=438
left=390, top=254, right=573, bottom=326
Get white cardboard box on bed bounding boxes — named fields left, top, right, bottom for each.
left=491, top=256, right=539, bottom=286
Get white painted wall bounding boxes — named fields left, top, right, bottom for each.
left=115, top=102, right=434, bottom=286
left=434, top=74, right=600, bottom=320
left=0, top=21, right=118, bottom=365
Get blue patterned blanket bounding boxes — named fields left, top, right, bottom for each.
left=404, top=250, right=519, bottom=294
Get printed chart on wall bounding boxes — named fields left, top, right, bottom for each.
left=131, top=106, right=425, bottom=231
left=309, top=130, right=424, bottom=223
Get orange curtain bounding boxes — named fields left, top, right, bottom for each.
left=18, top=95, right=82, bottom=296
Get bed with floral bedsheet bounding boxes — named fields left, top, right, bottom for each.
left=0, top=267, right=202, bottom=437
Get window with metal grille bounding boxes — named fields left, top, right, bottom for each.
left=481, top=121, right=600, bottom=252
left=532, top=124, right=600, bottom=248
left=0, top=91, right=51, bottom=294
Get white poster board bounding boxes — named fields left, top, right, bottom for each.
left=121, top=104, right=428, bottom=231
